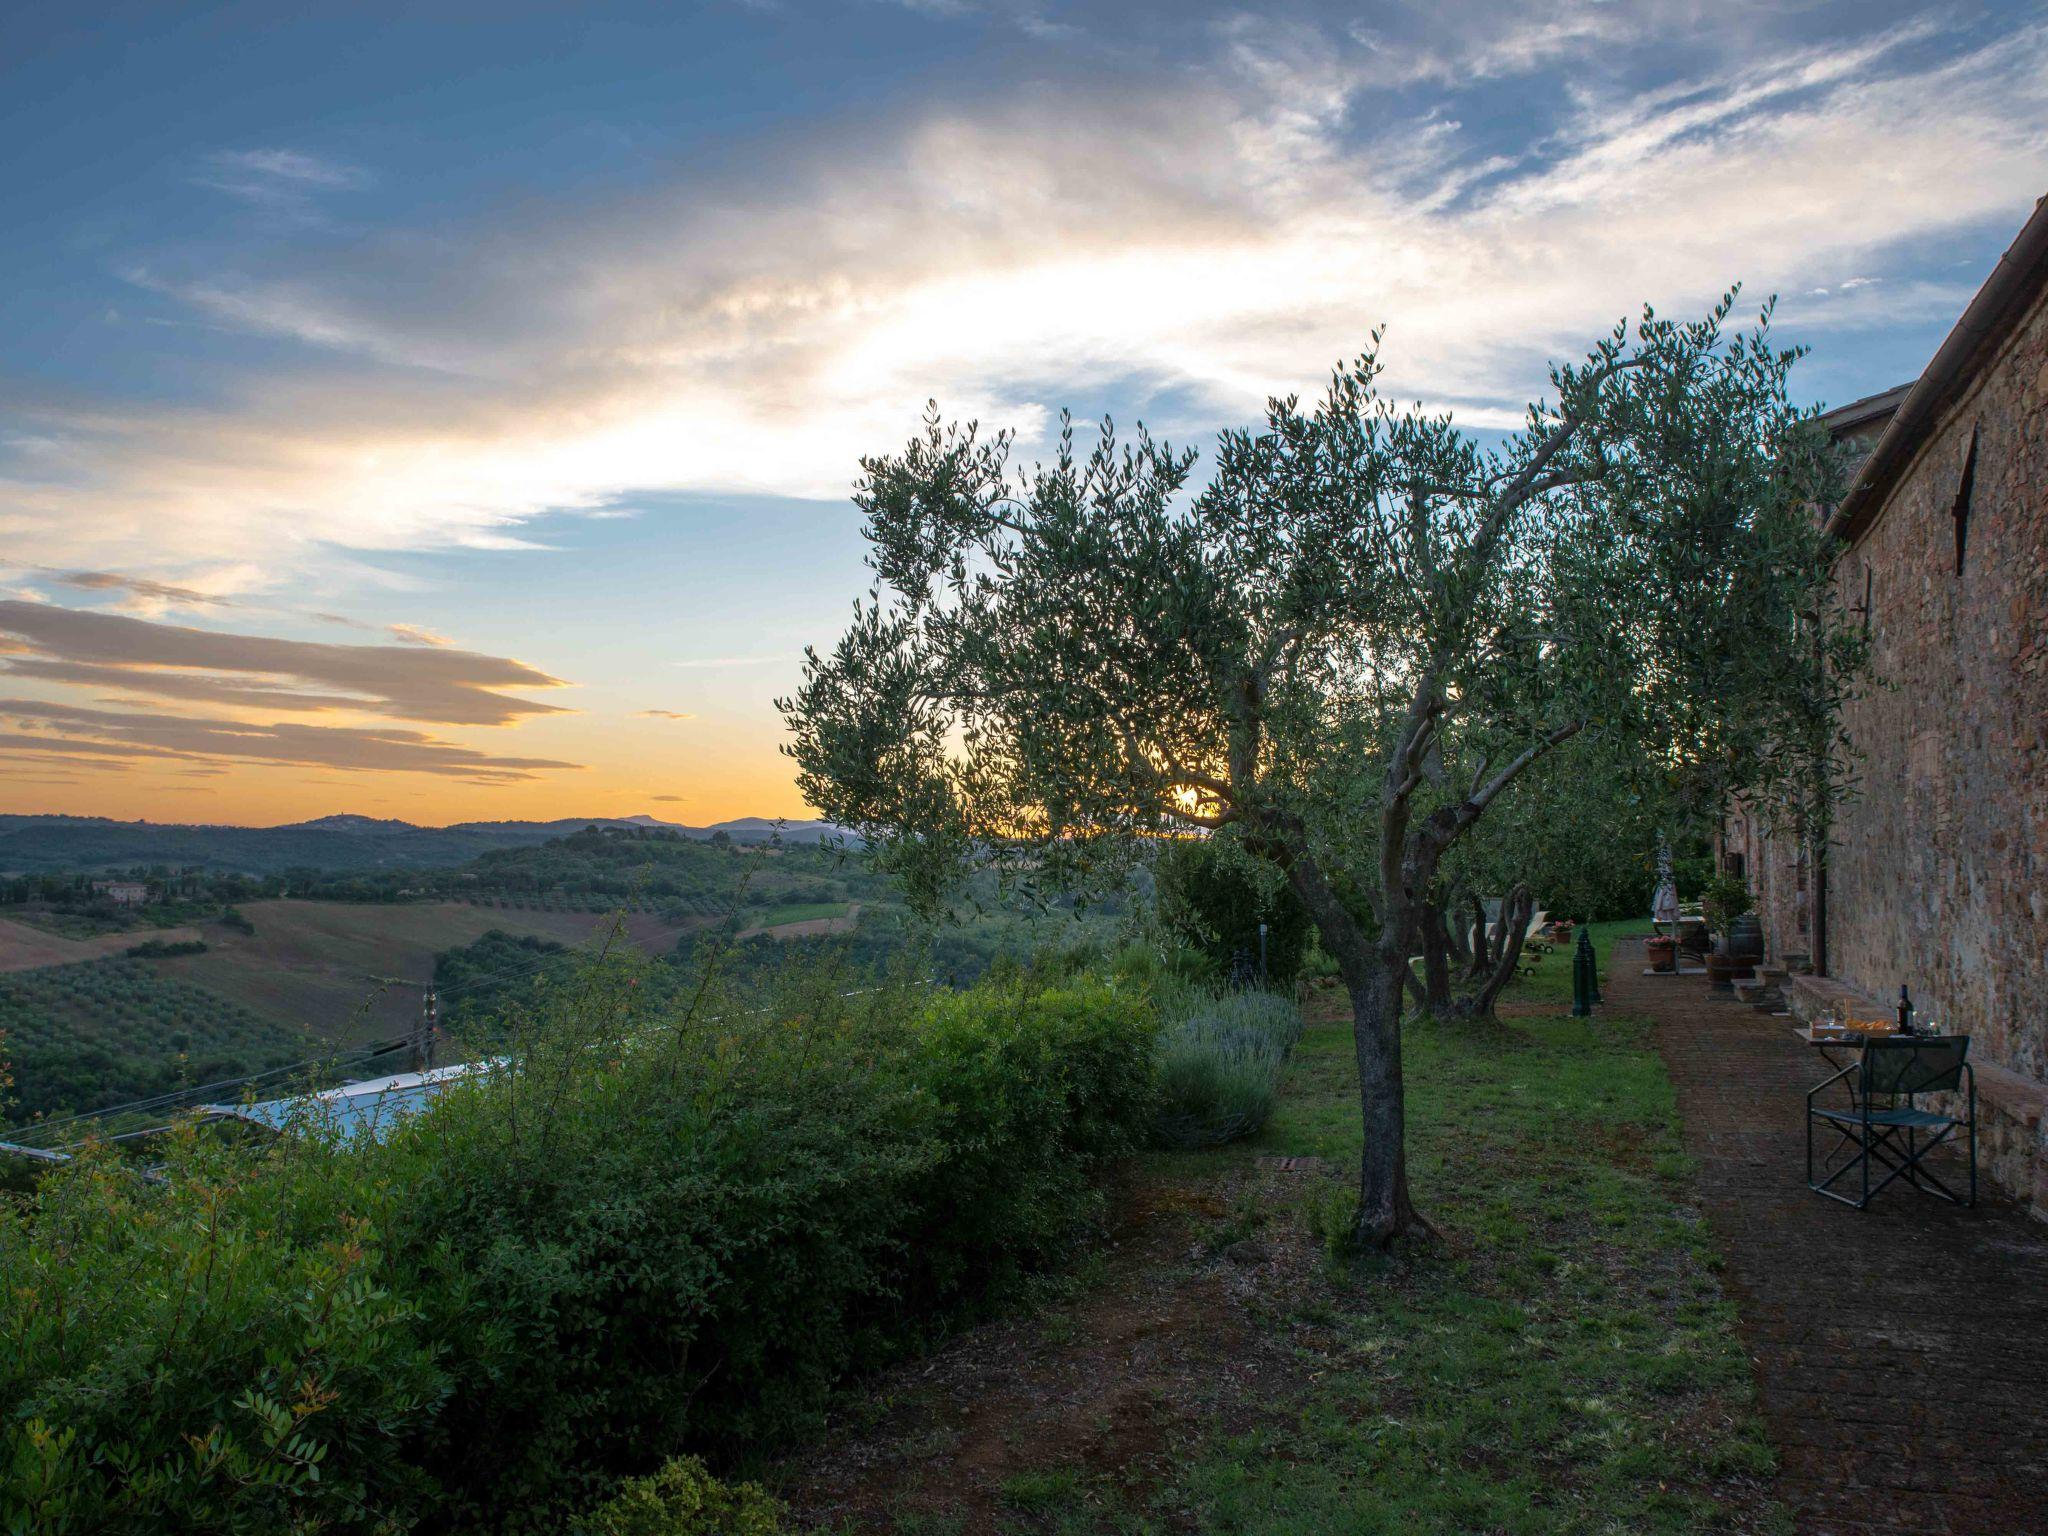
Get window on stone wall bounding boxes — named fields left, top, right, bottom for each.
left=1952, top=424, right=1979, bottom=576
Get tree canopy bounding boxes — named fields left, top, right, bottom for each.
left=784, top=293, right=1862, bottom=1244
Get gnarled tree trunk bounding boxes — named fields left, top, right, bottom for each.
left=1282, top=851, right=1430, bottom=1248
left=1414, top=882, right=1535, bottom=1021
left=1353, top=952, right=1423, bottom=1243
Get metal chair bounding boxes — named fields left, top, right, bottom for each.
left=1807, top=1036, right=1976, bottom=1210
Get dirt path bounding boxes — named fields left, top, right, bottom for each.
left=0, top=917, right=204, bottom=972
left=1617, top=938, right=2048, bottom=1535
left=775, top=982, right=1364, bottom=1531
left=774, top=1152, right=1334, bottom=1533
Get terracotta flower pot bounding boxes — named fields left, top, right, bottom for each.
left=1645, top=937, right=1677, bottom=973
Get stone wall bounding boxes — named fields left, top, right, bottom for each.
left=1725, top=799, right=1811, bottom=971
left=1816, top=278, right=2048, bottom=1210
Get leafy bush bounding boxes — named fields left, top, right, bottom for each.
left=1151, top=983, right=1303, bottom=1148
left=574, top=1457, right=785, bottom=1536
left=1154, top=837, right=1312, bottom=989
left=123, top=937, right=208, bottom=958
left=1700, top=872, right=1753, bottom=938
left=0, top=1129, right=449, bottom=1535
left=0, top=959, right=1159, bottom=1534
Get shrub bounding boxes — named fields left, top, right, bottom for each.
left=123, top=937, right=208, bottom=958
left=1701, top=872, right=1753, bottom=939
left=0, top=1130, right=449, bottom=1536
left=574, top=1457, right=785, bottom=1536
left=0, top=955, right=1163, bottom=1533
left=1153, top=838, right=1312, bottom=989
left=1151, top=983, right=1303, bottom=1149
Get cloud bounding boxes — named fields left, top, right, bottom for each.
left=0, top=699, right=579, bottom=783
left=195, top=147, right=370, bottom=208
left=7, top=10, right=2046, bottom=585
left=634, top=708, right=698, bottom=720
left=0, top=564, right=270, bottom=616
left=648, top=794, right=684, bottom=802
left=669, top=656, right=785, bottom=670
left=387, top=623, right=454, bottom=646
left=46, top=569, right=231, bottom=606
left=0, top=600, right=571, bottom=726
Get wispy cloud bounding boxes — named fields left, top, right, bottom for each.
left=7, top=10, right=2045, bottom=591
left=634, top=708, right=699, bottom=719
left=0, top=601, right=571, bottom=726
left=387, top=623, right=454, bottom=647
left=45, top=569, right=231, bottom=605
left=668, top=656, right=785, bottom=670
left=195, top=147, right=371, bottom=207
left=0, top=698, right=577, bottom=783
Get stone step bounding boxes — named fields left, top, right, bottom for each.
left=1732, top=974, right=1786, bottom=1014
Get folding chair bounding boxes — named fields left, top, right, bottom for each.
left=1807, top=1035, right=1976, bottom=1210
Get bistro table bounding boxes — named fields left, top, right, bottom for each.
left=1794, top=1024, right=1908, bottom=1111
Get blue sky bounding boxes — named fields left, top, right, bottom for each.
left=2, top=0, right=2044, bottom=824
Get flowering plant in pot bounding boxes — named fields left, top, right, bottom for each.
left=1645, top=935, right=1677, bottom=973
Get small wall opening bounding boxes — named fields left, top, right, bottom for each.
left=1952, top=424, right=1979, bottom=576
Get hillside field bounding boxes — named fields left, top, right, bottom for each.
left=151, top=900, right=701, bottom=1041
left=0, top=917, right=207, bottom=973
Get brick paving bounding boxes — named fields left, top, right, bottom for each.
left=1612, top=939, right=2048, bottom=1536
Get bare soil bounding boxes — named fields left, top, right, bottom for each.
left=774, top=1153, right=1342, bottom=1534
left=738, top=902, right=864, bottom=942
left=0, top=916, right=205, bottom=972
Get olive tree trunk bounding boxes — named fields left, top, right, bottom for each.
left=1284, top=851, right=1427, bottom=1248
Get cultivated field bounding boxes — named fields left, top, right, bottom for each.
left=735, top=901, right=861, bottom=941
left=0, top=916, right=206, bottom=973
left=151, top=900, right=699, bottom=1041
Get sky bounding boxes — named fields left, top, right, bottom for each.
left=2, top=1, right=2044, bottom=828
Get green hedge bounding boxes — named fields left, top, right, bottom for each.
left=0, top=969, right=1157, bottom=1534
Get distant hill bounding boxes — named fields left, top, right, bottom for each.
left=0, top=813, right=852, bottom=876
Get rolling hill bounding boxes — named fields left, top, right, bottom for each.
left=0, top=812, right=853, bottom=875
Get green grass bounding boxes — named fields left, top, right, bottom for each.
left=1505, top=916, right=1646, bottom=1006
left=750, top=900, right=853, bottom=928
left=1153, top=992, right=1781, bottom=1535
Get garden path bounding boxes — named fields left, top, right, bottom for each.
left=1622, top=939, right=2048, bottom=1536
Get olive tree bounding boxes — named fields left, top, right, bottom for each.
left=782, top=295, right=1858, bottom=1247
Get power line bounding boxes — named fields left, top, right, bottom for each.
left=7, top=1034, right=416, bottom=1148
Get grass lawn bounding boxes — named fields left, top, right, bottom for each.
left=780, top=929, right=1780, bottom=1535
left=1148, top=976, right=1778, bottom=1535
left=1508, top=916, right=1647, bottom=1007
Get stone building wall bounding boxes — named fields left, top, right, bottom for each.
left=1725, top=800, right=1811, bottom=971
left=1818, top=278, right=2048, bottom=1208
left=1825, top=281, right=2048, bottom=1071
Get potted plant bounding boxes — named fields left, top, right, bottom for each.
left=1701, top=873, right=1755, bottom=992
left=1645, top=934, right=1677, bottom=973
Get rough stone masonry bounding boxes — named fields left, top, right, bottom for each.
left=1734, top=199, right=2048, bottom=1215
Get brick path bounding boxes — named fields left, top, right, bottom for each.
left=1611, top=939, right=2048, bottom=1536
